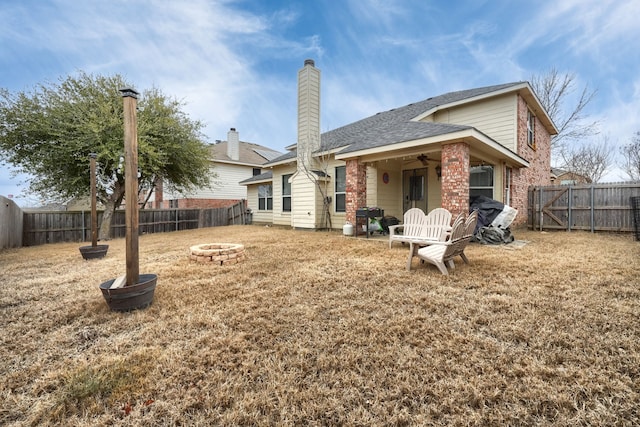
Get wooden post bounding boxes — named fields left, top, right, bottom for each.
left=89, top=153, right=98, bottom=247
left=121, top=88, right=140, bottom=287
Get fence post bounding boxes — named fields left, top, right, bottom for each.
left=539, top=187, right=543, bottom=231
left=567, top=187, right=572, bottom=232
left=590, top=184, right=595, bottom=233
left=81, top=210, right=86, bottom=242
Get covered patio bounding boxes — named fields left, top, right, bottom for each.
left=337, top=128, right=529, bottom=226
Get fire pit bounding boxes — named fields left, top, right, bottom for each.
left=189, top=243, right=246, bottom=265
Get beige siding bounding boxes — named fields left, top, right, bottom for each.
left=430, top=94, right=517, bottom=151
left=373, top=160, right=403, bottom=219
left=366, top=165, right=378, bottom=208
left=291, top=172, right=317, bottom=228
left=426, top=166, right=442, bottom=211
left=494, top=163, right=504, bottom=203
left=272, top=165, right=297, bottom=227
left=246, top=185, right=272, bottom=223
left=297, top=68, right=321, bottom=146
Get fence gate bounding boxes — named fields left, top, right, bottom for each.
left=528, top=183, right=640, bottom=233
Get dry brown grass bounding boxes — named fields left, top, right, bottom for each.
left=1, top=225, right=639, bottom=426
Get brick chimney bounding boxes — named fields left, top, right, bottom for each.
left=227, top=127, right=240, bottom=161
left=297, top=59, right=321, bottom=171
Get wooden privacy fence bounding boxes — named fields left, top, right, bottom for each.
left=528, top=182, right=640, bottom=233
left=22, top=201, right=248, bottom=246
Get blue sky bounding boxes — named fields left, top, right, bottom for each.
left=1, top=0, right=639, bottom=206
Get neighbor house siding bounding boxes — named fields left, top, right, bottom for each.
left=430, top=94, right=517, bottom=152
left=164, top=163, right=251, bottom=201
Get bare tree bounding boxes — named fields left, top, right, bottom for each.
left=299, top=136, right=333, bottom=230
left=560, top=136, right=612, bottom=183
left=620, top=131, right=640, bottom=181
left=530, top=68, right=599, bottom=151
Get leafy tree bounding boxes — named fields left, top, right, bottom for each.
left=620, top=131, right=640, bottom=181
left=0, top=72, right=213, bottom=240
left=560, top=136, right=612, bottom=183
left=530, top=68, right=599, bottom=152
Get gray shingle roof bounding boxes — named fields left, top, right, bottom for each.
left=239, top=170, right=273, bottom=184
left=211, top=141, right=283, bottom=165
left=267, top=82, right=525, bottom=164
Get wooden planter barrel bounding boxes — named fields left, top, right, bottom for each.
left=79, top=244, right=109, bottom=260
left=99, top=274, right=157, bottom=312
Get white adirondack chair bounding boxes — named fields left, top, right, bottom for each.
left=410, top=213, right=466, bottom=274
left=449, top=210, right=478, bottom=266
left=404, top=208, right=454, bottom=269
left=388, top=208, right=426, bottom=248
left=418, top=208, right=453, bottom=241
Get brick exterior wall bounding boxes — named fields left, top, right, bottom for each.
left=154, top=199, right=243, bottom=209
left=441, top=142, right=470, bottom=218
left=511, top=95, right=552, bottom=225
left=345, top=159, right=367, bottom=224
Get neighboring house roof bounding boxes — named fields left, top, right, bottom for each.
left=266, top=82, right=556, bottom=166
left=551, top=168, right=592, bottom=183
left=239, top=171, right=273, bottom=185
left=211, top=141, right=282, bottom=166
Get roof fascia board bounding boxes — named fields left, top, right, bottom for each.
left=334, top=129, right=473, bottom=159
left=335, top=128, right=529, bottom=168
left=240, top=177, right=272, bottom=186
left=264, top=157, right=296, bottom=167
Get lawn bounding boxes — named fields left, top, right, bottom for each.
left=1, top=225, right=639, bottom=426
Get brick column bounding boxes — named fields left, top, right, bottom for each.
left=345, top=159, right=367, bottom=224
left=441, top=142, right=470, bottom=217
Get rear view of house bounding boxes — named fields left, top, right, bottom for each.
left=243, top=60, right=558, bottom=230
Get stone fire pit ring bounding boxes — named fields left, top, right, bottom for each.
left=189, top=243, right=246, bottom=265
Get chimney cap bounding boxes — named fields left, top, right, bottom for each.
left=304, top=59, right=315, bottom=67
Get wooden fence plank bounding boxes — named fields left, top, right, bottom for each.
left=21, top=201, right=247, bottom=246
left=528, top=183, right=640, bottom=233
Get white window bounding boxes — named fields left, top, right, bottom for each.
left=335, top=166, right=346, bottom=212
left=527, top=110, right=536, bottom=149
left=282, top=174, right=292, bottom=212
left=258, top=184, right=272, bottom=211
left=470, top=166, right=494, bottom=199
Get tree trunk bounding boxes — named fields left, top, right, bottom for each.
left=98, top=201, right=115, bottom=241
left=98, top=183, right=125, bottom=241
